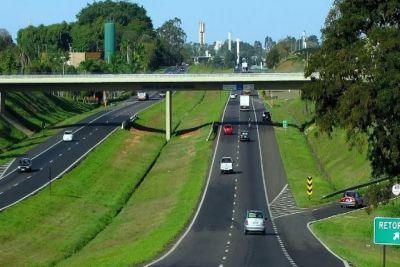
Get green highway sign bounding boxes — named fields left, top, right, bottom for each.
left=282, top=120, right=288, bottom=129
left=374, top=217, right=400, bottom=245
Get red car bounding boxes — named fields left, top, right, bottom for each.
left=223, top=124, right=233, bottom=135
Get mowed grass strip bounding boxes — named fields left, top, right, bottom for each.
left=57, top=91, right=227, bottom=267
left=311, top=200, right=400, bottom=267
left=0, top=91, right=205, bottom=266
left=266, top=96, right=333, bottom=207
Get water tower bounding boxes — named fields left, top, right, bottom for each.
left=104, top=22, right=116, bottom=63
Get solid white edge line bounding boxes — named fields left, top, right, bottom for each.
left=252, top=95, right=297, bottom=267
left=0, top=126, right=120, bottom=212
left=145, top=93, right=231, bottom=267
left=269, top=184, right=288, bottom=206
left=307, top=218, right=350, bottom=267
left=0, top=158, right=16, bottom=180
left=0, top=96, right=162, bottom=212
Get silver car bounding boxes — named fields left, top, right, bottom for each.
left=244, top=210, right=267, bottom=235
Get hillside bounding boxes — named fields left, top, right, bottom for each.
left=0, top=92, right=95, bottom=153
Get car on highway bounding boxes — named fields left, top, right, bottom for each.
left=220, top=157, right=234, bottom=174
left=240, top=130, right=250, bottom=141
left=230, top=92, right=237, bottom=99
left=63, top=130, right=74, bottom=142
left=339, top=190, right=363, bottom=208
left=17, top=157, right=32, bottom=172
left=223, top=124, right=233, bottom=135
left=244, top=210, right=267, bottom=235
left=159, top=91, right=166, bottom=98
left=137, top=91, right=149, bottom=101
left=262, top=111, right=272, bottom=124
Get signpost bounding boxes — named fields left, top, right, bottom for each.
left=307, top=176, right=313, bottom=200
left=392, top=183, right=400, bottom=196
left=374, top=217, right=400, bottom=266
left=282, top=120, right=288, bottom=129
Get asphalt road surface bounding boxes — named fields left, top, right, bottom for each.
left=0, top=91, right=164, bottom=211
left=148, top=92, right=348, bottom=267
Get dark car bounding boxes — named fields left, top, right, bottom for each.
left=240, top=130, right=250, bottom=141
left=340, top=190, right=363, bottom=208
left=262, top=111, right=272, bottom=123
left=18, top=157, right=32, bottom=173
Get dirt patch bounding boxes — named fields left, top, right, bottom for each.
left=179, top=130, right=198, bottom=139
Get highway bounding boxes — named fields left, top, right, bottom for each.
left=149, top=92, right=347, bottom=267
left=0, top=66, right=186, bottom=211
left=0, top=93, right=161, bottom=211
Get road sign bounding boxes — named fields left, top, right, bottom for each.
left=307, top=176, right=313, bottom=196
left=392, top=184, right=400, bottom=196
left=243, top=84, right=254, bottom=91
left=237, top=83, right=243, bottom=91
left=374, top=217, right=400, bottom=245
left=223, top=84, right=236, bottom=91
left=283, top=120, right=288, bottom=129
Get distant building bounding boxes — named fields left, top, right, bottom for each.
left=67, top=52, right=102, bottom=67
left=214, top=41, right=222, bottom=51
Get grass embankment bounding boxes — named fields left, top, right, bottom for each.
left=59, top=90, right=226, bottom=266
left=0, top=90, right=227, bottom=266
left=311, top=201, right=400, bottom=267
left=264, top=92, right=371, bottom=207
left=0, top=92, right=97, bottom=162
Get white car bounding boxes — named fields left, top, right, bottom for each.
left=230, top=92, right=237, bottom=99
left=63, top=130, right=74, bottom=141
left=244, top=210, right=267, bottom=235
left=220, top=157, right=234, bottom=174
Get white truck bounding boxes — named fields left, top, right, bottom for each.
left=220, top=157, right=234, bottom=174
left=240, top=95, right=250, bottom=111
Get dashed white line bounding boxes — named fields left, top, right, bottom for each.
left=58, top=154, right=63, bottom=157
left=49, top=160, right=53, bottom=164
left=67, top=147, right=71, bottom=151
left=0, top=192, right=3, bottom=195
left=26, top=176, right=31, bottom=179
left=13, top=183, right=19, bottom=187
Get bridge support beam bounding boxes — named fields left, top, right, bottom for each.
left=166, top=91, right=172, bottom=141
left=0, top=92, right=5, bottom=114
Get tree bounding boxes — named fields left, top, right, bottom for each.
left=157, top=17, right=186, bottom=65
left=265, top=46, right=280, bottom=69
left=0, top=29, right=13, bottom=51
left=264, top=36, right=275, bottom=52
left=303, top=0, right=400, bottom=178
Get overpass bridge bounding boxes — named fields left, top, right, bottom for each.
left=0, top=72, right=311, bottom=140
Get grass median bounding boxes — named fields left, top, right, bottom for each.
left=57, top=90, right=227, bottom=266
left=0, top=90, right=222, bottom=266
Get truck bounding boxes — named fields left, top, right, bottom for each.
left=240, top=95, right=250, bottom=111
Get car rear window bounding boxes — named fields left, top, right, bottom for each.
left=225, top=125, right=232, bottom=128
left=344, top=191, right=356, bottom=197
left=221, top=158, right=232, bottom=163
left=248, top=211, right=263, bottom=218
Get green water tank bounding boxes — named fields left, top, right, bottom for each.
left=104, top=22, right=116, bottom=63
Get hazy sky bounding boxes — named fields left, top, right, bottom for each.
left=2, top=0, right=334, bottom=44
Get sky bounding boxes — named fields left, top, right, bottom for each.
left=2, top=0, right=334, bottom=45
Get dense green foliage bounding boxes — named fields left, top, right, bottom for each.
left=303, top=0, right=400, bottom=179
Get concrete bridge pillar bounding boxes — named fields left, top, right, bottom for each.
left=166, top=90, right=172, bottom=141
left=0, top=92, right=5, bottom=114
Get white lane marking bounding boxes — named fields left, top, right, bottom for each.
left=58, top=154, right=63, bottom=157
left=0, top=158, right=16, bottom=181
left=145, top=94, right=231, bottom=267
left=26, top=176, right=31, bottom=179
left=252, top=95, right=297, bottom=266
left=0, top=192, right=3, bottom=195
left=49, top=160, right=53, bottom=164
left=227, top=241, right=230, bottom=245
left=225, top=249, right=229, bottom=253
left=222, top=256, right=226, bottom=260
left=0, top=109, right=117, bottom=179
left=83, top=137, right=86, bottom=140
left=270, top=184, right=289, bottom=206
left=67, top=147, right=71, bottom=151
left=13, top=183, right=19, bottom=187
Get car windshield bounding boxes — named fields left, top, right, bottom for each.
left=224, top=125, right=232, bottom=129
left=221, top=158, right=232, bottom=163
left=248, top=211, right=263, bottom=219
left=64, top=131, right=72, bottom=135
left=19, top=159, right=30, bottom=165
